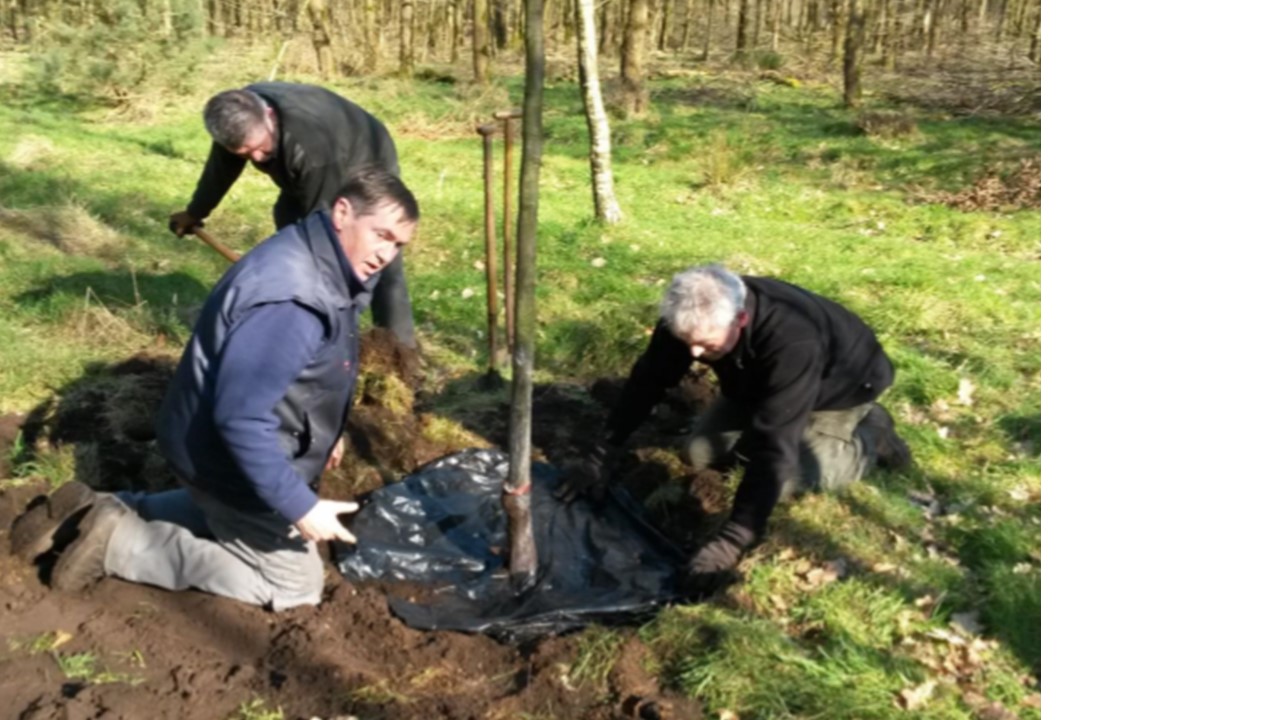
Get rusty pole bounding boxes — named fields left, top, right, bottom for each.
left=494, top=108, right=522, bottom=358
left=477, top=123, right=502, bottom=386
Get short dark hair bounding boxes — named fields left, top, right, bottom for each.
left=336, top=167, right=420, bottom=222
left=203, top=89, right=269, bottom=148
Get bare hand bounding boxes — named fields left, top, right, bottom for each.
left=325, top=436, right=345, bottom=471
left=168, top=210, right=201, bottom=237
left=294, top=499, right=359, bottom=543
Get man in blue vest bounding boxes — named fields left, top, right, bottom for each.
left=19, top=167, right=419, bottom=610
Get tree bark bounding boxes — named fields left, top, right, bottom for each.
left=620, top=0, right=650, bottom=115
left=841, top=0, right=864, bottom=106
left=493, top=0, right=509, bottom=47
left=306, top=0, right=335, bottom=77
left=507, top=0, right=547, bottom=592
left=657, top=0, right=670, bottom=49
left=828, top=0, right=845, bottom=61
left=363, top=0, right=379, bottom=71
left=734, top=0, right=749, bottom=52
left=400, top=0, right=414, bottom=74
left=474, top=0, right=491, bottom=83
left=575, top=0, right=623, bottom=223
left=700, top=0, right=711, bottom=59
left=1026, top=0, right=1038, bottom=62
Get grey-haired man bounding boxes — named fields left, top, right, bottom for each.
left=561, top=264, right=912, bottom=591
left=168, top=82, right=417, bottom=348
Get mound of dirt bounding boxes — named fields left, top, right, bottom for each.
left=0, top=341, right=732, bottom=719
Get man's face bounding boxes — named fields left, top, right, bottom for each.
left=675, top=311, right=748, bottom=362
left=332, top=198, right=417, bottom=282
left=227, top=110, right=276, bottom=163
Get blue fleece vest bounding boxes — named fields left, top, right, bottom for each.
left=156, top=211, right=365, bottom=515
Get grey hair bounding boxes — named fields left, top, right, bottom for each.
left=203, top=89, right=270, bottom=148
left=659, top=264, right=747, bottom=337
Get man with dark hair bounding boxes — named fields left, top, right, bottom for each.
left=560, top=264, right=912, bottom=591
left=168, top=82, right=417, bottom=348
left=16, top=168, right=419, bottom=609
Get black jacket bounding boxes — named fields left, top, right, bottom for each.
left=606, top=276, right=894, bottom=536
left=186, top=82, right=400, bottom=229
left=156, top=211, right=367, bottom=519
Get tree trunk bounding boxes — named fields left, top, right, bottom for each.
left=841, top=0, right=864, bottom=106
left=507, top=0, right=547, bottom=592
left=473, top=0, right=491, bottom=83
left=362, top=0, right=379, bottom=71
left=678, top=0, right=690, bottom=49
left=451, top=0, right=461, bottom=61
left=493, top=0, right=508, bottom=47
left=762, top=0, right=773, bottom=48
left=400, top=0, right=414, bottom=74
left=1026, top=0, right=1037, bottom=62
left=575, top=0, right=623, bottom=223
left=307, top=0, right=335, bottom=77
left=620, top=0, right=650, bottom=115
left=699, top=0, right=711, bottom=59
left=828, top=0, right=845, bottom=61
left=657, top=0, right=670, bottom=49
left=925, top=0, right=939, bottom=59
left=734, top=0, right=749, bottom=52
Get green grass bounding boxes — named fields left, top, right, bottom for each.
left=0, top=42, right=1039, bottom=719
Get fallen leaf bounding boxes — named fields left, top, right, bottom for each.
left=937, top=426, right=950, bottom=439
left=461, top=287, right=475, bottom=299
left=717, top=711, right=740, bottom=720
left=1021, top=693, right=1041, bottom=708
left=898, top=680, right=936, bottom=710
left=924, top=627, right=966, bottom=645
left=871, top=561, right=898, bottom=574
left=472, top=260, right=484, bottom=271
left=957, top=377, right=976, bottom=406
left=591, top=257, right=607, bottom=267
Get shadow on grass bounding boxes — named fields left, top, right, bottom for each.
left=12, top=269, right=211, bottom=336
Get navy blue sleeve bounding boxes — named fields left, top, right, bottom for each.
left=212, top=302, right=327, bottom=523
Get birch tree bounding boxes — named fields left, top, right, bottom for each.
left=574, top=0, right=623, bottom=223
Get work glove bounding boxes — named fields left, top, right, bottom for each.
left=554, top=441, right=624, bottom=504
left=679, top=522, right=757, bottom=596
left=168, top=210, right=202, bottom=237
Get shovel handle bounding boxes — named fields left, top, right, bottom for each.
left=191, top=228, right=242, bottom=263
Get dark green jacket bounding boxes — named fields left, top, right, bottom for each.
left=186, top=82, right=400, bottom=229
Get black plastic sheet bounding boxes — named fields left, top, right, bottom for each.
left=337, top=449, right=687, bottom=643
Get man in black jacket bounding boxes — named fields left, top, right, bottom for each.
left=562, top=264, right=912, bottom=589
left=169, top=82, right=417, bottom=348
left=15, top=169, right=419, bottom=609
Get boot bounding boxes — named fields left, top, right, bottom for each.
left=859, top=403, right=913, bottom=470
left=51, top=496, right=129, bottom=592
left=10, top=481, right=98, bottom=563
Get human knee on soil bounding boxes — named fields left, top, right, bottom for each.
left=558, top=264, right=912, bottom=592
left=17, top=168, right=419, bottom=610
left=167, top=82, right=418, bottom=348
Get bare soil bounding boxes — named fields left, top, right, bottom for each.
left=0, top=332, right=723, bottom=720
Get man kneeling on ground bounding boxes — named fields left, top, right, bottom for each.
left=11, top=168, right=419, bottom=610
left=559, top=264, right=912, bottom=591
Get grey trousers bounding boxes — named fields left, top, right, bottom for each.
left=683, top=398, right=877, bottom=500
left=106, top=487, right=323, bottom=610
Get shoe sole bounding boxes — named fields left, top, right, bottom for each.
left=50, top=500, right=125, bottom=593
left=10, top=482, right=97, bottom=563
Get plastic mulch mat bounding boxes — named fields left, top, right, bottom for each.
left=337, top=448, right=687, bottom=643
